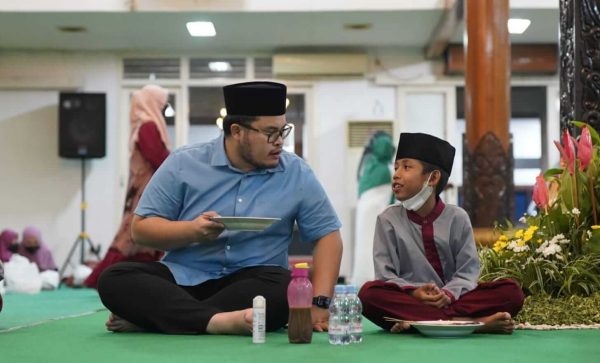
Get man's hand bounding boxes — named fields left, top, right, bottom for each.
left=411, top=283, right=450, bottom=309
left=311, top=306, right=329, bottom=332
left=193, top=211, right=225, bottom=242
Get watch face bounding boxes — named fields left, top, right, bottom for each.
left=313, top=296, right=330, bottom=308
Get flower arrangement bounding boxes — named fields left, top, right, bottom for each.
left=480, top=122, right=600, bottom=297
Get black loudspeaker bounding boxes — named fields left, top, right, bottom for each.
left=59, top=92, right=106, bottom=158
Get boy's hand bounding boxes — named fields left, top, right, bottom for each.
left=410, top=283, right=439, bottom=299
left=411, top=283, right=451, bottom=309
left=423, top=292, right=451, bottom=309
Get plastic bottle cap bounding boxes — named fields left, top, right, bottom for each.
left=334, top=284, right=346, bottom=294
left=292, top=268, right=309, bottom=277
left=292, top=262, right=310, bottom=277
left=253, top=295, right=265, bottom=308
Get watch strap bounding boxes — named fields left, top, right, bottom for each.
left=312, top=295, right=331, bottom=309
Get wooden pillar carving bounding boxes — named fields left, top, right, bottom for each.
left=463, top=0, right=514, bottom=227
left=560, top=0, right=600, bottom=133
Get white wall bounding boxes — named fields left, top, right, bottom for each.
left=0, top=51, right=120, bottom=273
left=311, top=80, right=396, bottom=278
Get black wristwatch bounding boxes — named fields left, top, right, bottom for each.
left=312, top=295, right=331, bottom=309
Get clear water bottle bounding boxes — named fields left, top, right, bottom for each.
left=346, top=285, right=363, bottom=343
left=328, top=284, right=349, bottom=345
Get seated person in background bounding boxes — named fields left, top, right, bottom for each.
left=97, top=81, right=342, bottom=335
left=0, top=229, right=19, bottom=263
left=84, top=85, right=171, bottom=289
left=18, top=226, right=57, bottom=272
left=358, top=132, right=525, bottom=334
left=0, top=259, right=3, bottom=311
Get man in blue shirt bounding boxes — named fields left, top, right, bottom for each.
left=97, top=81, right=343, bottom=335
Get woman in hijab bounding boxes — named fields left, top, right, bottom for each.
left=84, top=85, right=171, bottom=288
left=19, top=226, right=57, bottom=271
left=0, top=229, right=19, bottom=263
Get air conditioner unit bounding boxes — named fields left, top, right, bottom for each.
left=273, top=53, right=368, bottom=77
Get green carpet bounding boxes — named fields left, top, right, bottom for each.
left=0, top=288, right=105, bottom=331
left=1, top=312, right=598, bottom=363
left=0, top=289, right=598, bottom=362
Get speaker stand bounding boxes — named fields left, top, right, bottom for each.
left=59, top=158, right=102, bottom=281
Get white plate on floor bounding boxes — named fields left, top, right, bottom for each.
left=411, top=320, right=484, bottom=338
left=211, top=217, right=281, bottom=231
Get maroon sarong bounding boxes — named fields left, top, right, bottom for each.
left=359, top=279, right=525, bottom=330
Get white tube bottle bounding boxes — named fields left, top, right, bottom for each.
left=252, top=295, right=266, bottom=343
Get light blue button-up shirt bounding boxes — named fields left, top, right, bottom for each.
left=135, top=134, right=341, bottom=286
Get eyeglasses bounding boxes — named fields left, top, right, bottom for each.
left=238, top=123, right=293, bottom=144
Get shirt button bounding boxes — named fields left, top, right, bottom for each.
left=238, top=198, right=243, bottom=203
left=226, top=245, right=231, bottom=250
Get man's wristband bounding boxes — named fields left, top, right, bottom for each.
left=312, top=295, right=331, bottom=309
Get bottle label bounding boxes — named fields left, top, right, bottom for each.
left=252, top=309, right=266, bottom=343
left=350, top=322, right=362, bottom=333
left=328, top=325, right=346, bottom=335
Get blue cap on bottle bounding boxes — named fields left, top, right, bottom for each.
left=334, top=284, right=346, bottom=294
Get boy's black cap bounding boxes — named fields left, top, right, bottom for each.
left=395, top=133, right=455, bottom=175
left=223, top=81, right=287, bottom=116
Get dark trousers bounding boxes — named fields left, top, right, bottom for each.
left=97, top=262, right=291, bottom=334
left=359, top=279, right=525, bottom=330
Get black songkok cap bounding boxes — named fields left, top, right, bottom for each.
left=223, top=81, right=287, bottom=116
left=395, top=133, right=456, bottom=175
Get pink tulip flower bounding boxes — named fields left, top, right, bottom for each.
left=553, top=141, right=571, bottom=172
left=578, top=126, right=593, bottom=171
left=562, top=129, right=576, bottom=174
left=532, top=174, right=549, bottom=210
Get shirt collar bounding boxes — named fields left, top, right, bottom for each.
left=210, top=133, right=285, bottom=174
left=210, top=134, right=229, bottom=166
left=406, top=197, right=445, bottom=226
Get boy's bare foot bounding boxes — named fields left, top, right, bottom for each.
left=474, top=312, right=515, bottom=334
left=390, top=321, right=412, bottom=333
left=106, top=314, right=144, bottom=333
left=206, top=308, right=253, bottom=335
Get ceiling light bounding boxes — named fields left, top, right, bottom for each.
left=209, top=62, right=232, bottom=72
left=186, top=21, right=216, bottom=37
left=220, top=108, right=227, bottom=117
left=216, top=117, right=223, bottom=129
left=508, top=18, right=531, bottom=34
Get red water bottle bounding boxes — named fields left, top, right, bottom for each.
left=287, top=262, right=313, bottom=343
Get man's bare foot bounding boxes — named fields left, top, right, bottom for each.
left=474, top=312, right=515, bottom=334
left=106, top=314, right=144, bottom=333
left=206, top=308, right=253, bottom=335
left=390, top=321, right=412, bottom=333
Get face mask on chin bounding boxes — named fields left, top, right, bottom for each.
left=400, top=173, right=434, bottom=211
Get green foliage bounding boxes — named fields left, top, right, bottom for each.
left=479, top=122, right=600, bottom=297
left=515, top=294, right=600, bottom=325
left=480, top=247, right=600, bottom=297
